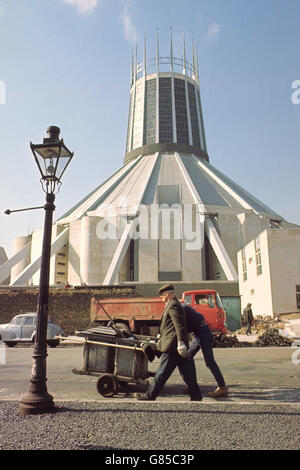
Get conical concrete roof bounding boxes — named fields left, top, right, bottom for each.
left=57, top=152, right=281, bottom=225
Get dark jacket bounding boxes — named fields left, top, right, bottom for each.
left=157, top=297, right=189, bottom=353
left=243, top=306, right=253, bottom=323
left=182, top=304, right=208, bottom=335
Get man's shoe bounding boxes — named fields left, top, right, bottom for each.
left=190, top=396, right=202, bottom=402
left=134, top=392, right=155, bottom=401
left=207, top=386, right=228, bottom=398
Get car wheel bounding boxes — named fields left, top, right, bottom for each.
left=47, top=339, right=60, bottom=348
left=5, top=341, right=17, bottom=347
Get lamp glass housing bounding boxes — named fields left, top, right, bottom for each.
left=31, top=141, right=73, bottom=182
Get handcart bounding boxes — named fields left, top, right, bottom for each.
left=56, top=325, right=157, bottom=397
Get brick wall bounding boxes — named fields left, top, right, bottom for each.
left=0, top=286, right=140, bottom=335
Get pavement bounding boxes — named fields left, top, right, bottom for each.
left=1, top=400, right=299, bottom=452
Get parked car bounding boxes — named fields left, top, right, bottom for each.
left=0, top=313, right=63, bottom=348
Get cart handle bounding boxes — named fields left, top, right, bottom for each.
left=80, top=281, right=127, bottom=338
left=55, top=335, right=144, bottom=352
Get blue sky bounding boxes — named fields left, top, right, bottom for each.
left=0, top=0, right=300, bottom=257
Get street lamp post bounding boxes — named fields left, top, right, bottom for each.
left=19, top=126, right=73, bottom=415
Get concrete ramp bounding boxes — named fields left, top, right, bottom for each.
left=0, top=243, right=31, bottom=284
left=10, top=227, right=69, bottom=286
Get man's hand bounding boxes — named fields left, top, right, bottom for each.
left=177, top=341, right=188, bottom=358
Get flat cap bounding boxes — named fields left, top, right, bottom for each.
left=158, top=283, right=175, bottom=295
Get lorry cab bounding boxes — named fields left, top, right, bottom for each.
left=181, top=290, right=227, bottom=335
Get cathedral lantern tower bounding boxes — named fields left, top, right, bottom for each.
left=125, top=31, right=208, bottom=164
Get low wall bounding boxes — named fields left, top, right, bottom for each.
left=0, top=281, right=239, bottom=335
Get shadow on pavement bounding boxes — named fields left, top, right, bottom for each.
left=53, top=403, right=300, bottom=417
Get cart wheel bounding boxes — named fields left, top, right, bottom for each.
left=96, top=374, right=118, bottom=397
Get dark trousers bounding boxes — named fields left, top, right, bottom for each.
left=188, top=326, right=226, bottom=388
left=146, top=351, right=202, bottom=400
left=245, top=322, right=252, bottom=335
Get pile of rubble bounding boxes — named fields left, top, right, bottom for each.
left=255, top=320, right=286, bottom=332
left=255, top=328, right=293, bottom=347
left=235, top=326, right=248, bottom=335
left=212, top=333, right=240, bottom=348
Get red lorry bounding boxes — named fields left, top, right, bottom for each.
left=90, top=289, right=227, bottom=336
